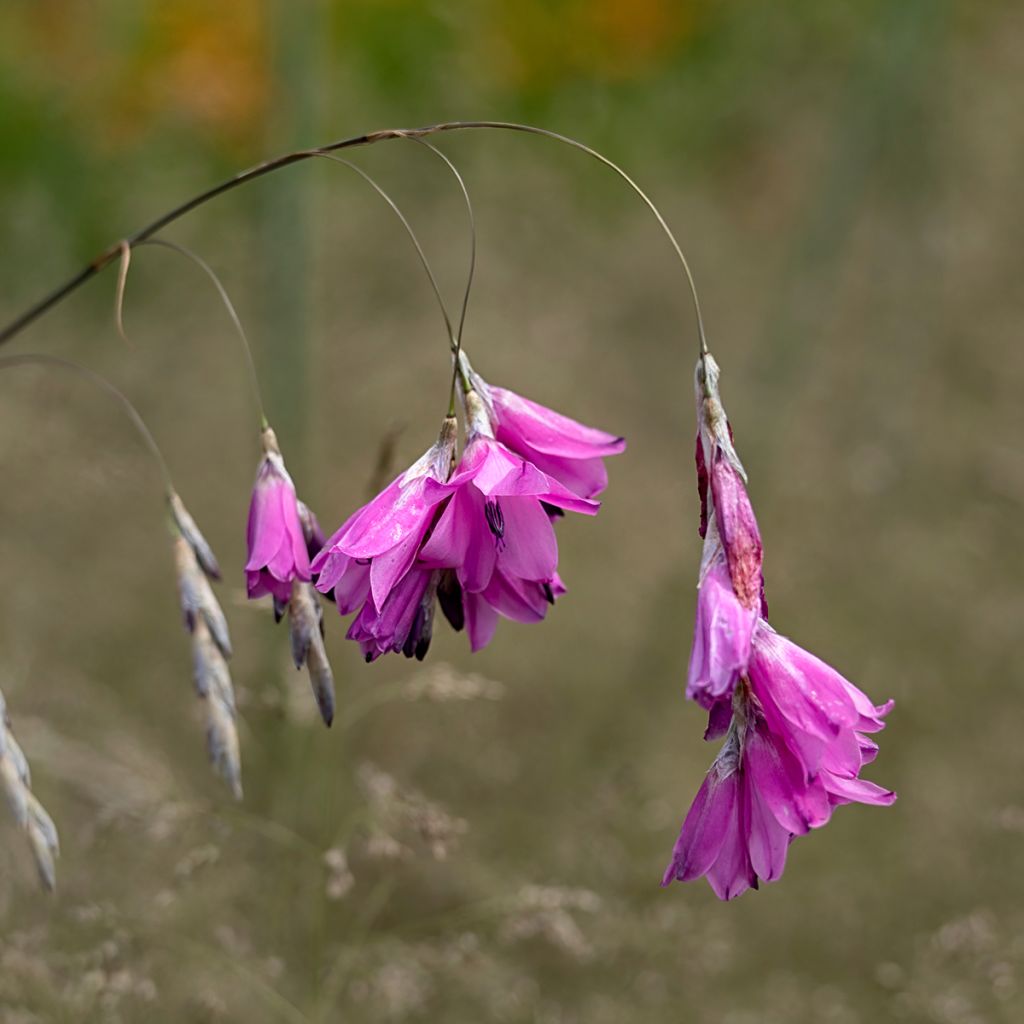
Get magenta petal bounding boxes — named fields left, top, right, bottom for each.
left=746, top=779, right=791, bottom=883
left=374, top=568, right=431, bottom=650
left=749, top=627, right=859, bottom=743
left=314, top=549, right=352, bottom=594
left=398, top=492, right=484, bottom=593
left=459, top=489, right=498, bottom=593
left=497, top=497, right=559, bottom=582
left=744, top=723, right=830, bottom=835
left=662, top=765, right=736, bottom=886
left=336, top=470, right=450, bottom=559
left=482, top=569, right=548, bottom=624
left=686, top=562, right=756, bottom=708
left=823, top=772, right=897, bottom=807
left=490, top=386, right=626, bottom=458
left=333, top=558, right=372, bottom=615
left=369, top=522, right=428, bottom=610
left=246, top=477, right=287, bottom=571
left=418, top=493, right=467, bottom=569
left=517, top=449, right=610, bottom=500
left=704, top=700, right=732, bottom=742
left=465, top=591, right=499, bottom=652
left=706, top=783, right=755, bottom=901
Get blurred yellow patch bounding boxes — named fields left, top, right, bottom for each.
left=20, top=0, right=270, bottom=152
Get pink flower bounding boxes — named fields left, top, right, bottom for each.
left=686, top=560, right=757, bottom=710
left=461, top=355, right=625, bottom=499
left=246, top=428, right=311, bottom=605
left=311, top=417, right=457, bottom=661
left=663, top=666, right=894, bottom=900
left=418, top=387, right=598, bottom=651
left=666, top=355, right=895, bottom=898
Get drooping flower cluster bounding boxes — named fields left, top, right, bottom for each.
left=311, top=354, right=625, bottom=660
left=662, top=354, right=894, bottom=900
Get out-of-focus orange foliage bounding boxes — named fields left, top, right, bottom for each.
left=19, top=0, right=270, bottom=153
left=486, top=0, right=698, bottom=91
left=115, top=1, right=270, bottom=149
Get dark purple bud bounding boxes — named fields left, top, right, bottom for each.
left=438, top=571, right=464, bottom=632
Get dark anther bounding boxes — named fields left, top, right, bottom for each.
left=542, top=582, right=555, bottom=605
left=484, top=498, right=505, bottom=539
left=414, top=634, right=431, bottom=661
left=438, top=570, right=465, bottom=632
left=403, top=601, right=434, bottom=661
left=541, top=501, right=565, bottom=519
left=273, top=597, right=288, bottom=623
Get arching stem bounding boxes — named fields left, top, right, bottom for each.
left=0, top=121, right=708, bottom=361
left=0, top=353, right=176, bottom=496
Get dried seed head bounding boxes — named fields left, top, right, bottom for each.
left=288, top=581, right=335, bottom=727
left=0, top=687, right=59, bottom=890
left=174, top=535, right=232, bottom=659
left=192, top=617, right=242, bottom=799
left=168, top=492, right=221, bottom=580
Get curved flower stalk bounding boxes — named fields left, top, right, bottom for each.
left=0, top=687, right=59, bottom=890
left=663, top=354, right=894, bottom=899
left=173, top=515, right=241, bottom=798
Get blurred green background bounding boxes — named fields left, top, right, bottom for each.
left=1, top=1, right=1022, bottom=1021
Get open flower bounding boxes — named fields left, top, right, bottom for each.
left=663, top=668, right=894, bottom=900
left=666, top=354, right=894, bottom=898
left=418, top=387, right=598, bottom=650
left=246, top=427, right=311, bottom=605
left=312, top=417, right=457, bottom=660
left=460, top=354, right=625, bottom=499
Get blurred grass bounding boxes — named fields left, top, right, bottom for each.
left=1, top=1, right=1023, bottom=1021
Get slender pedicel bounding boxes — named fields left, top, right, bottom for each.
left=0, top=353, right=175, bottom=496
left=402, top=139, right=477, bottom=344
left=311, top=153, right=457, bottom=347
left=115, top=238, right=268, bottom=428
left=0, top=121, right=706, bottom=359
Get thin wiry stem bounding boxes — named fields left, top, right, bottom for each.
left=0, top=353, right=176, bottom=495
left=402, top=137, right=478, bottom=414
left=311, top=153, right=456, bottom=346
left=0, top=120, right=707, bottom=357
left=131, top=239, right=269, bottom=428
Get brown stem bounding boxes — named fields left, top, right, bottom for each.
left=0, top=122, right=706, bottom=354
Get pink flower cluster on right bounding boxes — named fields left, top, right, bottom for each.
left=661, top=354, right=895, bottom=900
